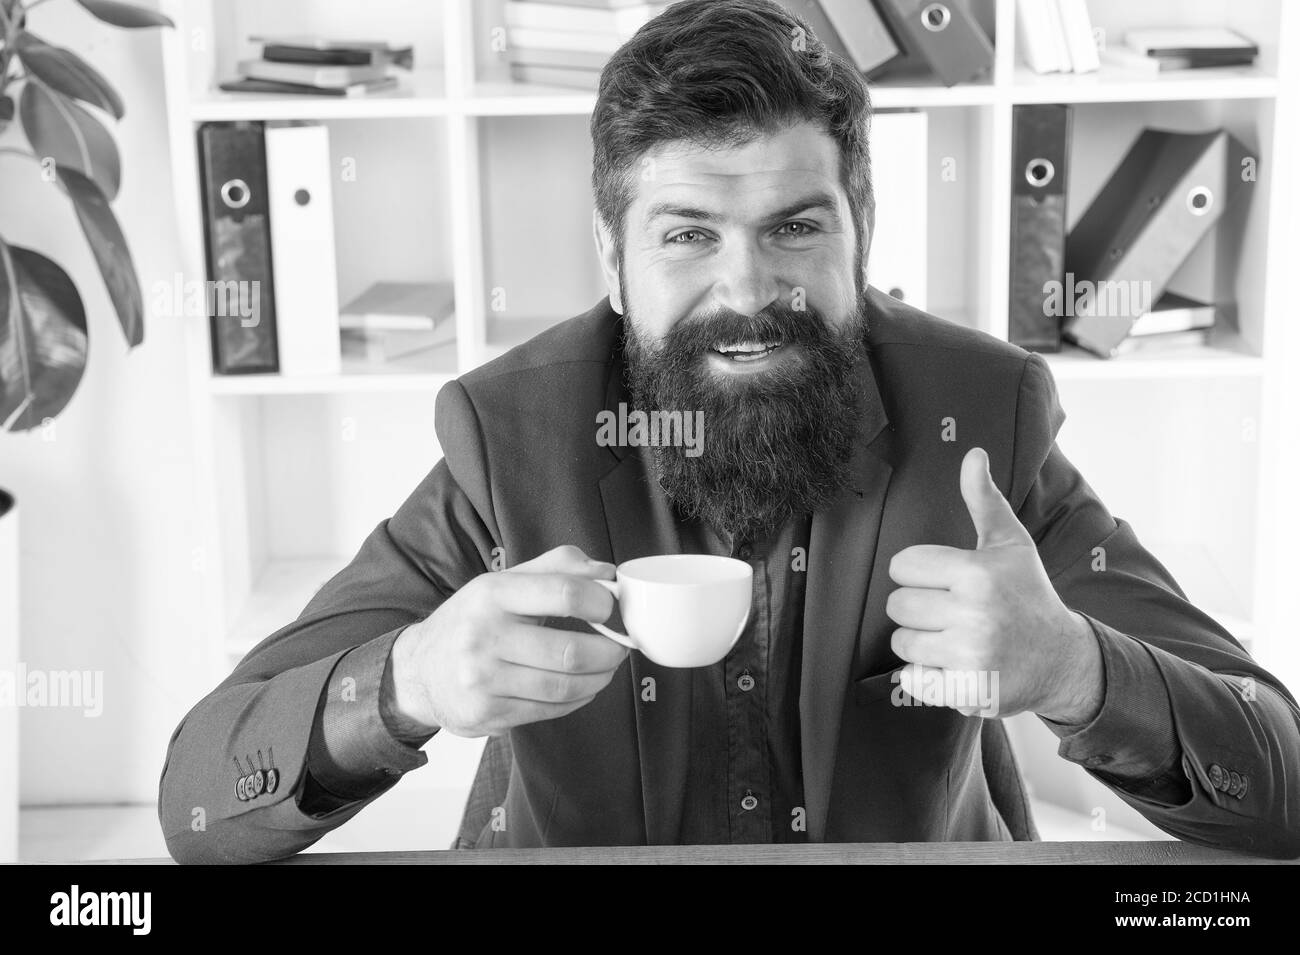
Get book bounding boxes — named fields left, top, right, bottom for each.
left=1112, top=328, right=1211, bottom=356
left=260, top=44, right=414, bottom=70
left=218, top=76, right=400, bottom=97
left=506, top=27, right=629, bottom=54
left=1125, top=27, right=1258, bottom=58
left=248, top=35, right=416, bottom=53
left=340, top=327, right=457, bottom=363
left=507, top=46, right=612, bottom=70
left=339, top=281, right=456, bottom=362
left=237, top=58, right=389, bottom=88
left=1042, top=0, right=1074, bottom=73
left=510, top=63, right=602, bottom=90
left=520, top=0, right=669, bottom=8
left=503, top=0, right=672, bottom=34
left=339, top=281, right=455, bottom=332
left=1127, top=292, right=1222, bottom=337
left=1100, top=46, right=1256, bottom=74
left=1017, top=0, right=1068, bottom=73
left=1056, top=0, right=1099, bottom=73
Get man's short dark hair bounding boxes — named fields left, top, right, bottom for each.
left=591, top=0, right=875, bottom=260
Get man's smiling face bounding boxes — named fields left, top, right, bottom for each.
left=599, top=118, right=864, bottom=378
left=594, top=119, right=871, bottom=541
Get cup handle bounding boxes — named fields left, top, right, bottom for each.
left=590, top=578, right=636, bottom=651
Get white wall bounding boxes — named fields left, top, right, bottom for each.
left=0, top=2, right=207, bottom=804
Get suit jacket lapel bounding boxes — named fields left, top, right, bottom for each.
left=801, top=349, right=895, bottom=842
left=597, top=352, right=694, bottom=846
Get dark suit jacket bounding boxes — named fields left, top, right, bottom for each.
left=158, top=289, right=1300, bottom=862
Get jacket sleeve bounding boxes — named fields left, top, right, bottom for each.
left=157, top=381, right=499, bottom=864
left=1007, top=352, right=1300, bottom=859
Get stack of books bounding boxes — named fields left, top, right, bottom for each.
left=1113, top=293, right=1230, bottom=357
left=220, top=36, right=413, bottom=97
left=1017, top=0, right=1101, bottom=74
left=506, top=0, right=680, bottom=90
left=339, top=282, right=457, bottom=364
left=1101, top=28, right=1259, bottom=75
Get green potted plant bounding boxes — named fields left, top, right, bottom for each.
left=0, top=0, right=173, bottom=432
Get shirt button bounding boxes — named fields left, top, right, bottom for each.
left=736, top=542, right=753, bottom=560
left=738, top=672, right=755, bottom=692
left=740, top=793, right=758, bottom=812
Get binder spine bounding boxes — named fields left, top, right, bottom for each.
left=1009, top=104, right=1071, bottom=352
left=198, top=122, right=279, bottom=375
left=876, top=0, right=994, bottom=86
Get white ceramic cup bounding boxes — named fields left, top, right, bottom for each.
left=590, top=554, right=753, bottom=668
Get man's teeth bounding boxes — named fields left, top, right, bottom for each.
left=714, top=340, right=781, bottom=361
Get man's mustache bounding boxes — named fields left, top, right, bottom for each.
left=656, top=301, right=834, bottom=356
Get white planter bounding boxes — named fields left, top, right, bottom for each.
left=0, top=489, right=16, bottom=862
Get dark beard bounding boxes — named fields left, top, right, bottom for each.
left=622, top=295, right=870, bottom=542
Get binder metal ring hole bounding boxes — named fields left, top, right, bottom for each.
left=921, top=3, right=950, bottom=32
left=1187, top=186, right=1213, bottom=216
left=1025, top=158, right=1055, bottom=189
left=220, top=178, right=251, bottom=210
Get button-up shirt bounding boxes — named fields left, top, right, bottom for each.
left=676, top=513, right=810, bottom=844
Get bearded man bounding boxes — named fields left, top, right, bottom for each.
left=159, top=0, right=1300, bottom=862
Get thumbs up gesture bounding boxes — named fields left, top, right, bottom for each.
left=886, top=448, right=1104, bottom=722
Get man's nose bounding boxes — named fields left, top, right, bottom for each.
left=710, top=238, right=781, bottom=318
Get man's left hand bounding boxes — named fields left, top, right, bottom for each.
left=885, top=447, right=1104, bottom=722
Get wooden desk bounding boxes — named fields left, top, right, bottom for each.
left=109, top=841, right=1298, bottom=864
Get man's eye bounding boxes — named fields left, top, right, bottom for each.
left=668, top=230, right=708, bottom=244
left=777, top=221, right=818, bottom=237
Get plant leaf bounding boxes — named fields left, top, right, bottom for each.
left=58, top=167, right=142, bottom=346
left=0, top=236, right=88, bottom=431
left=20, top=80, right=121, bottom=200
left=0, top=95, right=13, bottom=135
left=14, top=32, right=125, bottom=120
left=75, top=0, right=174, bottom=29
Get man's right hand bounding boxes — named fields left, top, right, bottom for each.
left=384, top=545, right=626, bottom=738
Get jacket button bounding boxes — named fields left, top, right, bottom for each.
left=1208, top=763, right=1225, bottom=790
left=1236, top=775, right=1248, bottom=799
left=738, top=673, right=755, bottom=692
left=740, top=793, right=758, bottom=811
left=235, top=777, right=248, bottom=801
left=1227, top=771, right=1242, bottom=796
left=265, top=768, right=279, bottom=793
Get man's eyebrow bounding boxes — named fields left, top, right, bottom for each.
left=643, top=192, right=843, bottom=227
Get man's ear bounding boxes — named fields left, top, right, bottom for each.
left=592, top=210, right=624, bottom=314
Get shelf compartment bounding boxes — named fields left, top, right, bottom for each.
left=226, top=557, right=350, bottom=659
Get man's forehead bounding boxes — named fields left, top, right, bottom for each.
left=632, top=122, right=843, bottom=212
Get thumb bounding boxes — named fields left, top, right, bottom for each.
left=960, top=448, right=1029, bottom=549
left=511, top=545, right=616, bottom=578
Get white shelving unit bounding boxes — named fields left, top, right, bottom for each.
left=158, top=0, right=1300, bottom=838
